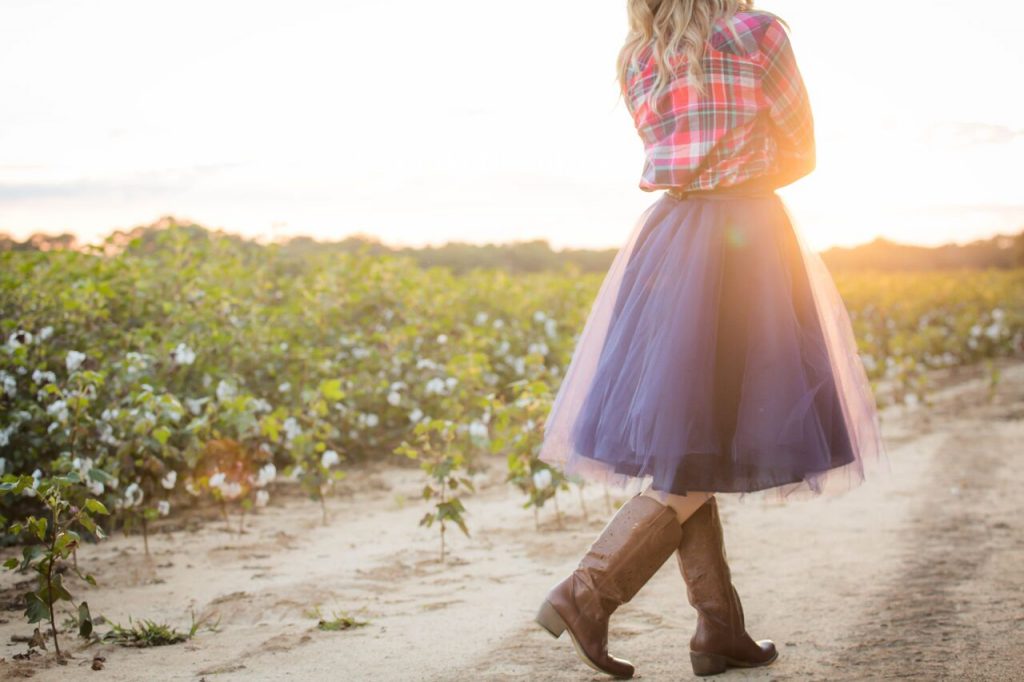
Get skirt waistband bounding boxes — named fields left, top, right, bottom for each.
left=666, top=180, right=778, bottom=201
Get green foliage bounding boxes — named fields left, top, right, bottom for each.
left=2, top=223, right=1023, bottom=558
left=103, top=616, right=193, bottom=647
left=395, top=419, right=475, bottom=562
left=310, top=607, right=370, bottom=632
left=491, top=379, right=570, bottom=523
left=0, top=471, right=109, bottom=657
left=836, top=270, right=1024, bottom=404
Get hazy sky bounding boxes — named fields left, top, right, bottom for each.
left=1, top=0, right=1022, bottom=251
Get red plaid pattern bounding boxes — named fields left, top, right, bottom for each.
left=624, top=11, right=815, bottom=192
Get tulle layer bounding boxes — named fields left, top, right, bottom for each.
left=538, top=189, right=889, bottom=502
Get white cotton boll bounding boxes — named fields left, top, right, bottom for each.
left=172, top=342, right=196, bottom=366
left=215, top=380, right=236, bottom=402
left=492, top=318, right=505, bottom=329
left=88, top=479, right=104, bottom=496
left=31, top=369, right=56, bottom=385
left=532, top=469, right=553, bottom=490
left=65, top=350, right=86, bottom=373
left=545, top=318, right=557, bottom=339
left=74, top=457, right=93, bottom=478
left=255, top=490, right=270, bottom=507
left=7, top=330, right=33, bottom=349
left=278, top=382, right=291, bottom=393
left=469, top=420, right=488, bottom=441
left=256, top=463, right=276, bottom=487
left=364, top=413, right=380, bottom=428
left=533, top=311, right=547, bottom=323
left=124, top=482, right=144, bottom=508
left=47, top=399, right=69, bottom=422
left=39, top=326, right=54, bottom=341
left=985, top=323, right=1001, bottom=341
left=436, top=334, right=448, bottom=344
left=474, top=312, right=488, bottom=326
left=320, top=450, right=340, bottom=469
left=424, top=377, right=446, bottom=395
left=409, top=407, right=424, bottom=423
left=387, top=391, right=401, bottom=407
left=161, top=470, right=177, bottom=490
left=1, top=371, right=16, bottom=398
left=283, top=417, right=302, bottom=442
left=186, top=398, right=207, bottom=415
left=250, top=398, right=272, bottom=413
left=157, top=500, right=171, bottom=516
left=209, top=472, right=226, bottom=489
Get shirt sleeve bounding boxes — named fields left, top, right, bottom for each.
left=758, top=18, right=816, bottom=186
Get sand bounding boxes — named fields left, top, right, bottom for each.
left=2, top=361, right=1023, bottom=681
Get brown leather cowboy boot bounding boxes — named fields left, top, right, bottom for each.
left=676, top=496, right=778, bottom=676
left=535, top=494, right=682, bottom=679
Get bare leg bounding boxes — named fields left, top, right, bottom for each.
left=641, top=485, right=714, bottom=524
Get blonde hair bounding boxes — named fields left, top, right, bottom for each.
left=617, top=0, right=759, bottom=112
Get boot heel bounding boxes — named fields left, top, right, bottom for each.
left=535, top=600, right=566, bottom=639
left=690, top=651, right=729, bottom=676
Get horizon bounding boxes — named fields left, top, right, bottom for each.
left=2, top=0, right=1022, bottom=252
left=7, top=214, right=1019, bottom=256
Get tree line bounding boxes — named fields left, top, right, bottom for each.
left=3, top=216, right=1023, bottom=273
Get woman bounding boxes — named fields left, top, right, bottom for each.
left=534, top=1, right=887, bottom=678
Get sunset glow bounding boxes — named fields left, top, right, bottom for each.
left=1, top=0, right=1021, bottom=252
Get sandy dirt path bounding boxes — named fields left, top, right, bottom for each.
left=2, top=361, right=1022, bottom=681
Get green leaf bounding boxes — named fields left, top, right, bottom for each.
left=54, top=532, right=75, bottom=554
left=24, top=592, right=49, bottom=624
left=3, top=557, right=17, bottom=570
left=84, top=499, right=109, bottom=515
left=20, top=544, right=44, bottom=570
left=319, top=378, right=344, bottom=401
left=32, top=517, right=48, bottom=542
left=153, top=425, right=172, bottom=445
left=88, top=468, right=116, bottom=485
left=51, top=573, right=73, bottom=602
left=78, top=513, right=97, bottom=534
left=79, top=601, right=94, bottom=638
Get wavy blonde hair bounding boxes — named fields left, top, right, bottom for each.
left=617, top=0, right=757, bottom=111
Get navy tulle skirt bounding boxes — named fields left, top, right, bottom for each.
left=538, top=185, right=888, bottom=502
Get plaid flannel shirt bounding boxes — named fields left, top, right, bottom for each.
left=624, top=11, right=815, bottom=192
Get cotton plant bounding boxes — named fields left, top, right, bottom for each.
left=1, top=470, right=111, bottom=659
left=94, top=385, right=194, bottom=553
left=286, top=445, right=345, bottom=525
left=490, top=378, right=572, bottom=529
left=261, top=379, right=346, bottom=524
left=393, top=419, right=474, bottom=563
